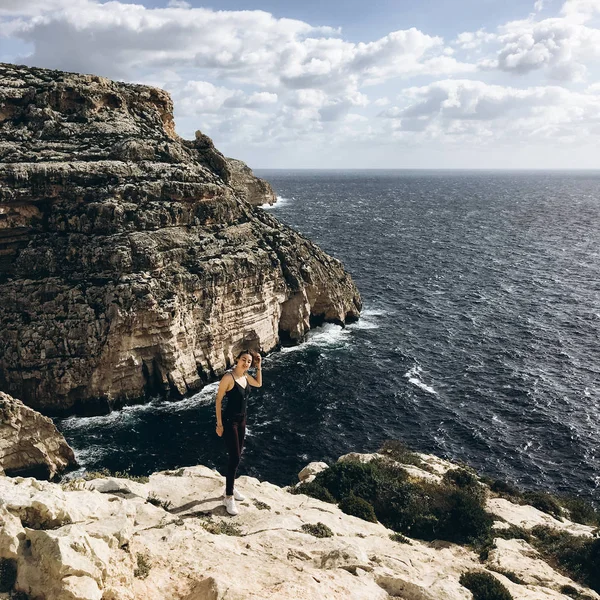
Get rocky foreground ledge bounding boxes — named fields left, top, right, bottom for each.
left=0, top=447, right=598, bottom=600
left=0, top=62, right=361, bottom=415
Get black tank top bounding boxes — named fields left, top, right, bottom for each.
left=222, top=372, right=249, bottom=419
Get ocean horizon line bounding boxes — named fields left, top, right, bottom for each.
left=253, top=167, right=600, bottom=172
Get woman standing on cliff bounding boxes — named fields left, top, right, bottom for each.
left=215, top=349, right=262, bottom=515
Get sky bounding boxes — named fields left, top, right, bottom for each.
left=0, top=0, right=599, bottom=169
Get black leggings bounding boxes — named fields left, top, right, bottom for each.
left=223, top=414, right=246, bottom=496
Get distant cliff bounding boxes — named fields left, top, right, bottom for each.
left=0, top=63, right=361, bottom=415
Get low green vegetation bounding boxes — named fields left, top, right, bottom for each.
left=529, top=526, right=600, bottom=593
left=339, top=494, right=378, bottom=522
left=486, top=478, right=599, bottom=527
left=200, top=516, right=243, bottom=536
left=487, top=567, right=525, bottom=585
left=147, top=492, right=172, bottom=511
left=252, top=499, right=271, bottom=510
left=521, top=491, right=563, bottom=520
left=389, top=532, right=412, bottom=544
left=443, top=468, right=479, bottom=489
left=301, top=522, right=333, bottom=538
left=378, top=439, right=426, bottom=468
left=62, top=467, right=150, bottom=486
left=134, top=553, right=151, bottom=579
left=560, top=584, right=595, bottom=599
left=309, top=456, right=493, bottom=544
left=288, top=481, right=336, bottom=503
left=459, top=571, right=513, bottom=600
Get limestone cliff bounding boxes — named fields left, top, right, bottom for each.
left=0, top=452, right=597, bottom=600
left=0, top=63, right=361, bottom=415
left=0, top=392, right=76, bottom=479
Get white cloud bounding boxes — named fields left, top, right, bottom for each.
left=487, top=15, right=600, bottom=80
left=373, top=97, right=391, bottom=106
left=4, top=0, right=473, bottom=88
left=380, top=79, right=600, bottom=143
left=456, top=0, right=600, bottom=81
left=1, top=0, right=599, bottom=166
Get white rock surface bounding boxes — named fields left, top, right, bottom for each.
left=486, top=497, right=597, bottom=537
left=298, top=461, right=329, bottom=483
left=0, top=454, right=597, bottom=600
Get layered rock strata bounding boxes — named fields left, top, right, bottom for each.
left=0, top=63, right=361, bottom=414
left=0, top=392, right=76, bottom=479
left=0, top=452, right=597, bottom=600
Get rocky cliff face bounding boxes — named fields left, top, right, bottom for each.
left=0, top=63, right=361, bottom=415
left=0, top=392, right=76, bottom=479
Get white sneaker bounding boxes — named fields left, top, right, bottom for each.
left=233, top=488, right=245, bottom=501
left=223, top=495, right=239, bottom=515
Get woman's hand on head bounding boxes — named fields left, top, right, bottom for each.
left=252, top=351, right=262, bottom=367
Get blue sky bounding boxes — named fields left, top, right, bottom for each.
left=1, top=0, right=599, bottom=168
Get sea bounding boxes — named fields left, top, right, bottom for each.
left=55, top=170, right=600, bottom=502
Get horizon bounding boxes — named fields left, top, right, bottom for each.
left=1, top=0, right=599, bottom=169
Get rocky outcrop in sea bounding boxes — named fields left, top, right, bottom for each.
left=0, top=63, right=361, bottom=415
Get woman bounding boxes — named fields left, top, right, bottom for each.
left=215, top=349, right=262, bottom=515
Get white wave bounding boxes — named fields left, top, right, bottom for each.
left=347, top=307, right=389, bottom=330
left=404, top=365, right=438, bottom=395
left=279, top=322, right=349, bottom=354
left=260, top=195, right=292, bottom=209
left=69, top=444, right=112, bottom=467
left=59, top=382, right=221, bottom=432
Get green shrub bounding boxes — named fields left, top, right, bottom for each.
left=313, top=460, right=380, bottom=501
left=490, top=480, right=520, bottom=497
left=560, top=585, right=579, bottom=597
left=494, top=525, right=531, bottom=542
left=0, top=559, right=17, bottom=593
left=531, top=526, right=600, bottom=593
left=444, top=468, right=479, bottom=488
left=301, top=522, right=333, bottom=538
left=378, top=439, right=425, bottom=467
left=523, top=491, right=563, bottom=520
left=559, top=497, right=600, bottom=527
left=252, top=499, right=271, bottom=510
left=288, top=481, right=336, bottom=503
left=459, top=571, right=513, bottom=600
left=389, top=532, right=411, bottom=544
left=339, top=494, right=377, bottom=523
left=314, top=458, right=492, bottom=545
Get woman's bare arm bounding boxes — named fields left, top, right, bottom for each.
left=246, top=352, right=262, bottom=387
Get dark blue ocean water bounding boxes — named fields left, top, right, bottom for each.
left=56, top=170, right=600, bottom=501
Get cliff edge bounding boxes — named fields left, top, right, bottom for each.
left=0, top=63, right=361, bottom=415
left=0, top=451, right=598, bottom=600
